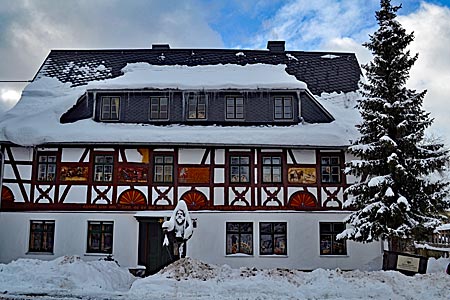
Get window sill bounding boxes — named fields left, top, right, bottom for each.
left=259, top=254, right=288, bottom=258
left=84, top=253, right=112, bottom=257
left=225, top=253, right=254, bottom=257
left=319, top=254, right=349, bottom=257
left=26, top=252, right=54, bottom=255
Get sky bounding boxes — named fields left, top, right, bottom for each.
left=0, top=0, right=450, bottom=144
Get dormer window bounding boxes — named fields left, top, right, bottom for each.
left=274, top=97, right=292, bottom=119
left=187, top=93, right=207, bottom=119
left=101, top=96, right=120, bottom=121
left=149, top=97, right=169, bottom=120
left=226, top=96, right=244, bottom=119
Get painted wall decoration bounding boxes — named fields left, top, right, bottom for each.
left=181, top=190, right=208, bottom=210
left=118, top=189, right=146, bottom=205
left=1, top=186, right=15, bottom=202
left=60, top=165, right=89, bottom=181
left=288, top=191, right=318, bottom=208
left=288, top=167, right=317, bottom=184
left=178, top=167, right=210, bottom=184
left=118, top=166, right=148, bottom=183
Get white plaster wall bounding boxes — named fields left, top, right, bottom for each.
left=124, top=149, right=143, bottom=163
left=214, top=187, right=224, bottom=205
left=187, top=211, right=383, bottom=270
left=10, top=147, right=33, bottom=161
left=291, top=150, right=316, bottom=164
left=214, top=169, right=224, bottom=183
left=0, top=212, right=139, bottom=267
left=215, top=149, right=225, bottom=164
left=62, top=185, right=88, bottom=204
left=17, top=165, right=32, bottom=180
left=0, top=211, right=383, bottom=271
left=61, top=149, right=86, bottom=162
left=178, top=148, right=206, bottom=164
left=3, top=165, right=15, bottom=180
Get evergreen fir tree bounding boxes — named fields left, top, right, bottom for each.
left=341, top=0, right=449, bottom=251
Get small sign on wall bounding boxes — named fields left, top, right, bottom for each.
left=396, top=255, right=420, bottom=272
left=178, top=167, right=210, bottom=184
left=288, top=167, right=316, bottom=184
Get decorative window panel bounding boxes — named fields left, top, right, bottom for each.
left=226, top=222, right=253, bottom=255
left=319, top=222, right=347, bottom=255
left=87, top=221, right=114, bottom=254
left=29, top=220, right=55, bottom=253
left=229, top=155, right=250, bottom=183
left=226, top=96, right=244, bottom=119
left=260, top=222, right=287, bottom=255
left=320, top=156, right=341, bottom=183
left=274, top=97, right=293, bottom=119
left=187, top=93, right=207, bottom=119
left=37, top=153, right=57, bottom=182
left=94, top=154, right=114, bottom=182
left=153, top=155, right=174, bottom=183
left=262, top=156, right=282, bottom=183
left=150, top=97, right=169, bottom=120
left=101, top=96, right=120, bottom=121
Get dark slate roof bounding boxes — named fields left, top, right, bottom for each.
left=36, top=48, right=361, bottom=96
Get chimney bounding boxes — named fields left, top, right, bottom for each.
left=267, top=41, right=285, bottom=53
left=152, top=44, right=170, bottom=50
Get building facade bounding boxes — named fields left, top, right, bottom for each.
left=0, top=42, right=382, bottom=273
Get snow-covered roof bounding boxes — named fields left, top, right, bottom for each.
left=0, top=60, right=361, bottom=147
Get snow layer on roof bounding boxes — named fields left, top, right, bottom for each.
left=0, top=63, right=360, bottom=147
left=89, top=63, right=307, bottom=90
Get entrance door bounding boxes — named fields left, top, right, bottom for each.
left=137, top=217, right=174, bottom=275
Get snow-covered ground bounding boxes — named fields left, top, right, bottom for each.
left=0, top=256, right=449, bottom=300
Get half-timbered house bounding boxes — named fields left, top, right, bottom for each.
left=0, top=41, right=382, bottom=273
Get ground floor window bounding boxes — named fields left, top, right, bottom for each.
left=87, top=221, right=114, bottom=254
left=319, top=222, right=347, bottom=255
left=29, top=220, right=55, bottom=253
left=226, top=222, right=253, bottom=255
left=260, top=222, right=287, bottom=255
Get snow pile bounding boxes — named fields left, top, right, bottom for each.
left=0, top=256, right=449, bottom=299
left=427, top=257, right=450, bottom=273
left=0, top=256, right=135, bottom=295
left=159, top=258, right=222, bottom=281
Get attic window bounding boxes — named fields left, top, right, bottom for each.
left=226, top=96, right=244, bottom=119
left=187, top=93, right=207, bottom=120
left=101, top=96, right=120, bottom=121
left=274, top=97, right=293, bottom=119
left=149, top=97, right=169, bottom=120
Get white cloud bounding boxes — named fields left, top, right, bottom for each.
left=249, top=0, right=450, bottom=145
left=397, top=3, right=450, bottom=144
left=0, top=0, right=224, bottom=111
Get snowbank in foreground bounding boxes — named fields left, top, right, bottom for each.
left=0, top=256, right=449, bottom=299
left=0, top=256, right=135, bottom=295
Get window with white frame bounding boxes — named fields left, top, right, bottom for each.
left=226, top=96, right=244, bottom=119
left=187, top=93, right=207, bottom=119
left=150, top=97, right=169, bottom=120
left=93, top=154, right=114, bottom=182
left=229, top=155, right=250, bottom=183
left=37, top=153, right=57, bottom=182
left=274, top=97, right=293, bottom=119
left=320, top=155, right=341, bottom=183
left=262, top=156, right=282, bottom=183
left=101, top=96, right=120, bottom=121
left=153, top=155, right=174, bottom=183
